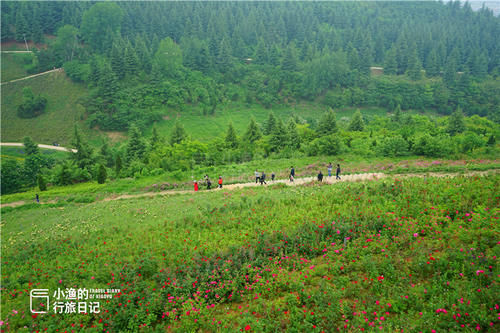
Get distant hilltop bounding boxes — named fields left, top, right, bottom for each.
left=469, top=1, right=500, bottom=15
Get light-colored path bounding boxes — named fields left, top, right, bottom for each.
left=1, top=51, right=33, bottom=53
left=0, top=68, right=62, bottom=85
left=1, top=142, right=77, bottom=153
left=2, top=169, right=497, bottom=208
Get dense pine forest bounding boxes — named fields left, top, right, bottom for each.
left=1, top=1, right=499, bottom=194
left=3, top=1, right=500, bottom=128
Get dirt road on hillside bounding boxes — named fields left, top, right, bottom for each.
left=1, top=142, right=77, bottom=153
left=0, top=68, right=62, bottom=85
left=2, top=169, right=497, bottom=208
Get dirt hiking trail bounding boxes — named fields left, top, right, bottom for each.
left=2, top=169, right=497, bottom=208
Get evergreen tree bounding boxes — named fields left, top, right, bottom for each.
left=97, top=164, right=107, bottom=184
left=149, top=124, right=162, bottom=151
left=393, top=104, right=402, bottom=123
left=384, top=47, right=398, bottom=75
left=97, top=61, right=119, bottom=105
left=254, top=39, right=268, bottom=65
left=447, top=107, right=466, bottom=135
left=110, top=40, right=125, bottom=79
left=425, top=49, right=440, bottom=77
left=216, top=38, right=233, bottom=73
left=170, top=121, right=187, bottom=145
left=15, top=7, right=29, bottom=42
left=269, top=119, right=287, bottom=152
left=281, top=43, right=298, bottom=71
left=225, top=122, right=239, bottom=149
left=135, top=35, right=152, bottom=73
left=23, top=136, right=39, bottom=155
left=348, top=110, right=365, bottom=131
left=444, top=48, right=459, bottom=86
left=72, top=125, right=94, bottom=169
left=243, top=117, right=262, bottom=143
left=317, top=110, right=338, bottom=136
left=269, top=45, right=280, bottom=66
left=347, top=43, right=360, bottom=72
left=469, top=50, right=488, bottom=78
left=126, top=125, right=146, bottom=162
left=99, top=142, right=114, bottom=167
left=287, top=119, right=300, bottom=149
left=406, top=46, right=423, bottom=80
left=37, top=174, right=47, bottom=191
left=124, top=42, right=139, bottom=77
left=264, top=112, right=277, bottom=135
left=30, top=5, right=43, bottom=43
left=487, top=134, right=496, bottom=147
left=115, top=154, right=122, bottom=176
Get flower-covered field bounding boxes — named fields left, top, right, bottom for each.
left=1, top=175, right=498, bottom=332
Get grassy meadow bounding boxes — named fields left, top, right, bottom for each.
left=0, top=71, right=95, bottom=146
left=0, top=53, right=34, bottom=83
left=1, top=174, right=498, bottom=331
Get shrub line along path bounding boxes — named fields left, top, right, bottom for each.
left=1, top=169, right=497, bottom=208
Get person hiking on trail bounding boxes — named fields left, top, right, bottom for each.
left=206, top=177, right=212, bottom=190
left=194, top=181, right=199, bottom=192
left=271, top=172, right=275, bottom=181
left=255, top=170, right=260, bottom=183
left=260, top=171, right=267, bottom=185
left=336, top=164, right=341, bottom=180
left=290, top=166, right=295, bottom=182
left=327, top=162, right=333, bottom=177
left=218, top=176, right=223, bottom=189
left=35, top=193, right=39, bottom=203
left=318, top=170, right=323, bottom=182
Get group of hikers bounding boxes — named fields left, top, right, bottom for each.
left=193, top=162, right=341, bottom=191
left=290, top=162, right=341, bottom=183
left=193, top=174, right=223, bottom=191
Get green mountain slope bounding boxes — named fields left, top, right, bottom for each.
left=1, top=70, right=98, bottom=146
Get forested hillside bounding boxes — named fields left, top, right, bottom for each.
left=2, top=1, right=499, bottom=195
left=2, top=1, right=500, bottom=131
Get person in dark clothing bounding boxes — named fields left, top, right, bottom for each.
left=35, top=193, right=39, bottom=203
left=318, top=170, right=323, bottom=182
left=260, top=171, right=267, bottom=185
left=271, top=172, right=275, bottom=181
left=206, top=177, right=212, bottom=189
left=290, top=166, right=295, bottom=182
left=336, top=164, right=341, bottom=180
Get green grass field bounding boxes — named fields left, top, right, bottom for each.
left=0, top=52, right=34, bottom=82
left=1, top=70, right=98, bottom=146
left=1, top=174, right=497, bottom=331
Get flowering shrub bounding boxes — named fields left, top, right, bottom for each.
left=1, top=174, right=498, bottom=331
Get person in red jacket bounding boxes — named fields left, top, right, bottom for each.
left=218, top=176, right=223, bottom=188
left=194, top=180, right=199, bottom=192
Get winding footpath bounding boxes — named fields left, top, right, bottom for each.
left=1, top=169, right=497, bottom=208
